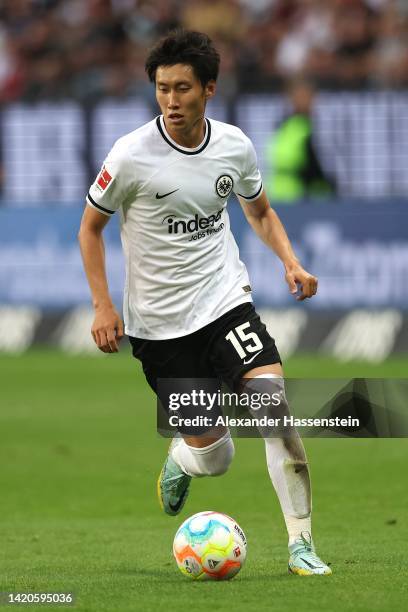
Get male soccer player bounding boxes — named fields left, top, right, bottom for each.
left=78, top=30, right=331, bottom=576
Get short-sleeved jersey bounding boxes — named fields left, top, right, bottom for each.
left=86, top=116, right=263, bottom=340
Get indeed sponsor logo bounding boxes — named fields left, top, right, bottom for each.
left=162, top=210, right=223, bottom=234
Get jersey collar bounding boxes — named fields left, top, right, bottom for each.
left=156, top=115, right=211, bottom=155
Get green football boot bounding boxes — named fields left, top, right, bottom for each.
left=157, top=438, right=192, bottom=516
left=288, top=532, right=332, bottom=576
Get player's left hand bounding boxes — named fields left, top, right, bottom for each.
left=285, top=264, right=318, bottom=301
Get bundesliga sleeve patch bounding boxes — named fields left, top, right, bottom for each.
left=97, top=166, right=113, bottom=191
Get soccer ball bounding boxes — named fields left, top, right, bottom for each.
left=173, top=511, right=247, bottom=580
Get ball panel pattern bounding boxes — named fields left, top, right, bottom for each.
left=173, top=511, right=247, bottom=581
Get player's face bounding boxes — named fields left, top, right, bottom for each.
left=155, top=64, right=215, bottom=137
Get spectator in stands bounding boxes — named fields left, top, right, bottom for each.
left=241, top=1, right=298, bottom=91
left=180, top=0, right=247, bottom=42
left=373, top=0, right=408, bottom=88
left=275, top=0, right=335, bottom=82
left=331, top=0, right=377, bottom=90
left=265, top=78, right=336, bottom=202
left=0, top=24, right=25, bottom=102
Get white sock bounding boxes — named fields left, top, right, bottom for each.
left=264, top=436, right=312, bottom=545
left=284, top=515, right=312, bottom=546
left=253, top=374, right=312, bottom=546
left=171, top=431, right=234, bottom=478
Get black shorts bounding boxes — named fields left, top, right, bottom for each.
left=129, top=302, right=281, bottom=393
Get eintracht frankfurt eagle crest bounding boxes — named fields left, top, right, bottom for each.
left=215, top=174, right=233, bottom=198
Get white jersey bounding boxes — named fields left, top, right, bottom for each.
left=86, top=115, right=263, bottom=340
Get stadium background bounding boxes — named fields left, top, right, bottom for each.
left=1, top=2, right=407, bottom=612
left=1, top=0, right=408, bottom=359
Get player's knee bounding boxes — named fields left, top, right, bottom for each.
left=208, top=437, right=235, bottom=476
left=241, top=374, right=291, bottom=437
left=189, top=434, right=235, bottom=477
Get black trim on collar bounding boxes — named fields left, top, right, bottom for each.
left=237, top=182, right=263, bottom=201
left=156, top=116, right=211, bottom=155
left=87, top=192, right=115, bottom=215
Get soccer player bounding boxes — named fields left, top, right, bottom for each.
left=78, top=29, right=331, bottom=576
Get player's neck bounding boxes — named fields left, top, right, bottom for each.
left=163, top=117, right=206, bottom=149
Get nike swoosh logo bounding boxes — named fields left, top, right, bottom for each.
left=156, top=189, right=180, bottom=199
left=243, top=350, right=263, bottom=365
left=168, top=488, right=188, bottom=513
left=300, top=557, right=322, bottom=569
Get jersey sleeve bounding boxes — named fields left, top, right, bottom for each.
left=86, top=139, right=131, bottom=216
left=234, top=135, right=263, bottom=201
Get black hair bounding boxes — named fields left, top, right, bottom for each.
left=145, top=29, right=220, bottom=87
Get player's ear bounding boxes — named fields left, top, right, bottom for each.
left=204, top=80, right=216, bottom=100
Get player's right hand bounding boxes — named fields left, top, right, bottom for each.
left=91, top=305, right=124, bottom=353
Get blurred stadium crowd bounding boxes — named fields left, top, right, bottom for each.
left=1, top=0, right=408, bottom=103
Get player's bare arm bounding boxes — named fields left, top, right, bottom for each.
left=78, top=205, right=123, bottom=353
left=239, top=189, right=318, bottom=301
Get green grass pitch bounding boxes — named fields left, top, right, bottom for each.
left=0, top=349, right=407, bottom=611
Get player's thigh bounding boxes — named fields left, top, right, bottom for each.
left=129, top=335, right=224, bottom=439
left=242, top=362, right=284, bottom=378
left=209, top=302, right=282, bottom=390
left=129, top=335, right=208, bottom=387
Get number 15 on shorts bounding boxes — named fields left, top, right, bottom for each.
left=225, top=322, right=263, bottom=360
